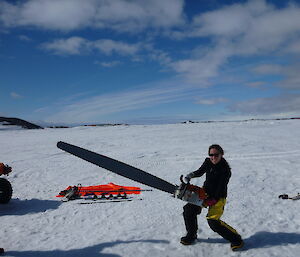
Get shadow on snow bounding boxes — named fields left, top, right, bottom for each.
left=5, top=239, right=169, bottom=257
left=197, top=231, right=300, bottom=251
left=244, top=231, right=300, bottom=250
left=0, top=198, right=61, bottom=216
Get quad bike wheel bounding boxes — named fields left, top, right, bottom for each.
left=0, top=177, right=12, bottom=204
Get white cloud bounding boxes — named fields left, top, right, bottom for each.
left=44, top=80, right=199, bottom=123
left=196, top=97, right=228, bottom=105
left=0, top=0, right=185, bottom=32
left=253, top=63, right=300, bottom=89
left=229, top=94, right=300, bottom=116
left=191, top=1, right=259, bottom=38
left=169, top=0, right=300, bottom=83
left=10, top=92, right=23, bottom=99
left=171, top=41, right=233, bottom=84
left=93, top=39, right=140, bottom=56
left=189, top=0, right=300, bottom=56
left=246, top=81, right=267, bottom=88
left=252, top=64, right=283, bottom=74
left=18, top=35, right=32, bottom=41
left=41, top=37, right=141, bottom=56
left=235, top=3, right=300, bottom=55
left=285, top=40, right=300, bottom=54
left=41, top=37, right=89, bottom=55
left=95, top=61, right=122, bottom=68
left=0, top=0, right=96, bottom=31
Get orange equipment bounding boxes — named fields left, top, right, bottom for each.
left=0, top=163, right=12, bottom=175
left=56, top=183, right=142, bottom=200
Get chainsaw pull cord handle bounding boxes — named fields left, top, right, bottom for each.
left=180, top=174, right=190, bottom=185
left=179, top=175, right=190, bottom=198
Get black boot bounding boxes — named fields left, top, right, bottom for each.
left=231, top=238, right=244, bottom=251
left=180, top=233, right=197, bottom=245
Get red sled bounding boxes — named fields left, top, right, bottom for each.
left=56, top=183, right=142, bottom=201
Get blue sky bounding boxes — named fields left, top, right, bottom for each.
left=1, top=0, right=300, bottom=125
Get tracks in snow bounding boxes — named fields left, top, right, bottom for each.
left=126, top=149, right=300, bottom=169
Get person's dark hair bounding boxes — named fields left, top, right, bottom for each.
left=208, top=144, right=224, bottom=155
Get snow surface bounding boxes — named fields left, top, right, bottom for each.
left=0, top=120, right=300, bottom=257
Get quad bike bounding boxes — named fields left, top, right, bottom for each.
left=0, top=164, right=12, bottom=204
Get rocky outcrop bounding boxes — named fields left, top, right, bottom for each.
left=0, top=117, right=43, bottom=129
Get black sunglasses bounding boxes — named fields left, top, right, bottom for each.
left=209, top=153, right=220, bottom=157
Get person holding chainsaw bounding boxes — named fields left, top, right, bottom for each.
left=180, top=144, right=244, bottom=251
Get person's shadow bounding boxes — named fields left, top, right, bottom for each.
left=244, top=231, right=300, bottom=250
left=5, top=239, right=169, bottom=257
left=198, top=231, right=300, bottom=250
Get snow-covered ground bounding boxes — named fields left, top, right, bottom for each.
left=0, top=120, right=299, bottom=257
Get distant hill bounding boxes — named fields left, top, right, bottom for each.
left=0, top=117, right=43, bottom=129
left=181, top=117, right=300, bottom=124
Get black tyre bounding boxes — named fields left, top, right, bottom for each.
left=0, top=178, right=12, bottom=204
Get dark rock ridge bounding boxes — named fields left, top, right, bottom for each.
left=0, top=117, right=43, bottom=129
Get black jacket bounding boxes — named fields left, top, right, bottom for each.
left=191, top=158, right=231, bottom=200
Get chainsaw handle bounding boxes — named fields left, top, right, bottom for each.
left=180, top=175, right=190, bottom=185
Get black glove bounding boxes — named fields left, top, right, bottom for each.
left=183, top=172, right=194, bottom=183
